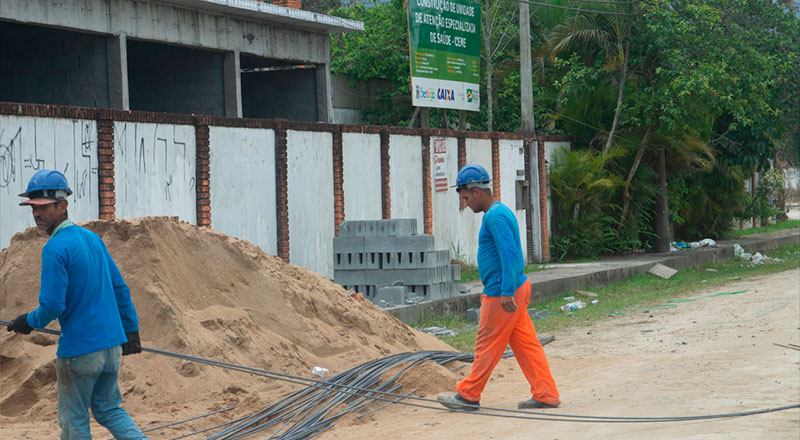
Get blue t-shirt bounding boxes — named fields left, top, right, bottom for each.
left=26, top=223, right=139, bottom=358
left=477, top=202, right=528, bottom=297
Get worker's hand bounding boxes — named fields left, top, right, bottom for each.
left=7, top=313, right=34, bottom=334
left=500, top=296, right=518, bottom=313
left=121, top=331, right=142, bottom=355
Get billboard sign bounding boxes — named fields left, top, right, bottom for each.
left=407, top=0, right=481, bottom=112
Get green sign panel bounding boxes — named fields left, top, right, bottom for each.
left=407, top=0, right=481, bottom=111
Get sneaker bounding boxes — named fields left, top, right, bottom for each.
left=518, top=398, right=560, bottom=409
left=437, top=393, right=480, bottom=411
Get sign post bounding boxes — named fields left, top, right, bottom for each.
left=406, top=0, right=481, bottom=112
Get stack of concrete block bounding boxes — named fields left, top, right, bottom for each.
left=334, top=219, right=460, bottom=307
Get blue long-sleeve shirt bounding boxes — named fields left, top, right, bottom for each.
left=477, top=202, right=528, bottom=297
left=26, top=222, right=139, bottom=358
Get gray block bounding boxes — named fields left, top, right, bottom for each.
left=333, top=236, right=365, bottom=253
left=375, top=286, right=406, bottom=307
left=369, top=267, right=448, bottom=285
left=338, top=220, right=379, bottom=237
left=450, top=264, right=461, bottom=281
left=466, top=307, right=481, bottom=323
left=364, top=236, right=397, bottom=252
left=395, top=234, right=435, bottom=252
left=334, top=252, right=366, bottom=270
left=334, top=270, right=366, bottom=286
left=383, top=218, right=418, bottom=237
left=439, top=249, right=452, bottom=264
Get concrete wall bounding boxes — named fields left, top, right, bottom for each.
left=127, top=40, right=225, bottom=116
left=0, top=21, right=109, bottom=108
left=498, top=139, right=528, bottom=262
left=113, top=122, right=196, bottom=223
left=342, top=133, right=381, bottom=221
left=0, top=0, right=331, bottom=64
left=287, top=130, right=334, bottom=277
left=0, top=115, right=99, bottom=248
left=389, top=135, right=424, bottom=229
left=209, top=126, right=277, bottom=255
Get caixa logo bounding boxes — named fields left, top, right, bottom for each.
left=437, top=89, right=455, bottom=101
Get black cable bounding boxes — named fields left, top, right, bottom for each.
left=2, top=321, right=798, bottom=425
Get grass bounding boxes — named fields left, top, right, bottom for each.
left=724, top=219, right=800, bottom=239
left=419, top=243, right=800, bottom=353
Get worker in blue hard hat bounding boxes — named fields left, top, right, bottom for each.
left=7, top=169, right=149, bottom=439
left=438, top=164, right=560, bottom=411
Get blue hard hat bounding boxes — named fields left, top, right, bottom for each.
left=19, top=170, right=72, bottom=205
left=454, top=164, right=491, bottom=191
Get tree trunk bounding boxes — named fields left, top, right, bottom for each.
left=653, top=146, right=671, bottom=253
left=603, top=39, right=629, bottom=155
left=487, top=57, right=494, bottom=131
left=618, top=126, right=653, bottom=229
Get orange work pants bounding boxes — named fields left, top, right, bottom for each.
left=456, top=280, right=560, bottom=405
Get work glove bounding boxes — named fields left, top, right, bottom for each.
left=121, top=331, right=142, bottom=355
left=7, top=313, right=34, bottom=334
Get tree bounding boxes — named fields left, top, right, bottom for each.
left=480, top=0, right=518, bottom=131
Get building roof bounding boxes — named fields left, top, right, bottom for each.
left=162, top=0, right=364, bottom=33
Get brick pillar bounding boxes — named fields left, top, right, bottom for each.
left=422, top=135, right=433, bottom=235
left=275, top=127, right=290, bottom=262
left=380, top=130, right=391, bottom=219
left=195, top=125, right=211, bottom=228
left=97, top=119, right=116, bottom=220
left=491, top=137, right=501, bottom=201
left=457, top=136, right=466, bottom=209
left=333, top=128, right=344, bottom=236
left=538, top=140, right=550, bottom=261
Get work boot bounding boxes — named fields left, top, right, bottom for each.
left=437, top=393, right=480, bottom=411
left=518, top=398, right=559, bottom=409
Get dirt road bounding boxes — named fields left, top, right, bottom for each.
left=322, top=269, right=800, bottom=440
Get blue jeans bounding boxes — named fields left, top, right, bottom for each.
left=56, top=346, right=148, bottom=440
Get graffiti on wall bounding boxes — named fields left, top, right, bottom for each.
left=113, top=122, right=196, bottom=222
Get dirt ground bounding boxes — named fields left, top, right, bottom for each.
left=1, top=267, right=798, bottom=439
left=321, top=269, right=800, bottom=440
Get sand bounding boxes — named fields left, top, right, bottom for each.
left=0, top=217, right=452, bottom=438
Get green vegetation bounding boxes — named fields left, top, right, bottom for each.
left=418, top=244, right=800, bottom=353
left=724, top=220, right=800, bottom=239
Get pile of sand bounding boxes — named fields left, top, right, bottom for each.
left=0, top=217, right=453, bottom=427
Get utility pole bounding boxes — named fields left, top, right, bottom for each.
left=519, top=0, right=534, bottom=135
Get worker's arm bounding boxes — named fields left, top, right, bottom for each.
left=484, top=214, right=519, bottom=313
left=28, top=246, right=68, bottom=329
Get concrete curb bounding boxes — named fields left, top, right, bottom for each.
left=386, top=230, right=800, bottom=325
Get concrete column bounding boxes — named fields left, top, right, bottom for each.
left=223, top=50, right=242, bottom=118
left=315, top=63, right=334, bottom=123
left=107, top=34, right=129, bottom=110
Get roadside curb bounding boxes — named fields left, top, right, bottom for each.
left=386, top=230, right=800, bottom=325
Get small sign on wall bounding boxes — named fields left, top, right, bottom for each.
left=433, top=138, right=448, bottom=192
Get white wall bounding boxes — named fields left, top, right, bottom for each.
left=287, top=130, right=334, bottom=278
left=209, top=126, right=277, bottom=255
left=389, top=134, right=423, bottom=230
left=113, top=122, right=197, bottom=223
left=499, top=139, right=528, bottom=263
left=0, top=115, right=99, bottom=250
left=342, top=133, right=381, bottom=221
left=456, top=138, right=492, bottom=264
left=429, top=137, right=460, bottom=260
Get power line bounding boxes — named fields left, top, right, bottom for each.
left=519, top=0, right=634, bottom=15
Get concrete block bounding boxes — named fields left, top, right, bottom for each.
left=339, top=220, right=379, bottom=237
left=364, top=236, right=397, bottom=252
left=439, top=249, right=452, bottom=263
left=466, top=307, right=481, bottom=323
left=385, top=218, right=418, bottom=237
left=334, top=252, right=366, bottom=270
left=334, top=270, right=366, bottom=286
left=450, top=264, right=461, bottom=281
left=648, top=263, right=677, bottom=279
left=395, top=234, right=435, bottom=252
left=367, top=267, right=449, bottom=286
left=333, top=236, right=365, bottom=253
left=375, top=286, right=406, bottom=307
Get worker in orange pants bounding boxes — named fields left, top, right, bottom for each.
left=438, top=164, right=560, bottom=411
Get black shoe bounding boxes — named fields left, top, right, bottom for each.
left=437, top=393, right=480, bottom=411
left=518, top=398, right=560, bottom=409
